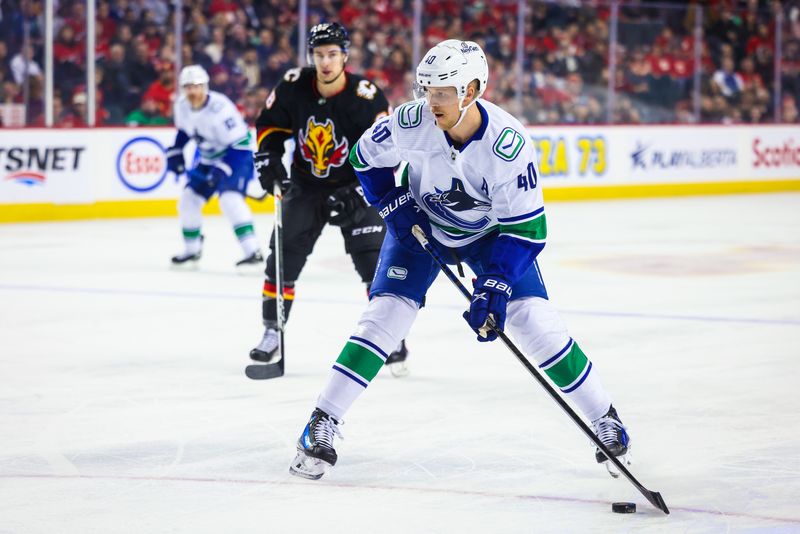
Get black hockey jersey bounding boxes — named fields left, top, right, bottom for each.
left=256, top=67, right=390, bottom=190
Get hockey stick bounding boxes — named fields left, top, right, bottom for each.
left=245, top=182, right=286, bottom=380
left=411, top=225, right=669, bottom=515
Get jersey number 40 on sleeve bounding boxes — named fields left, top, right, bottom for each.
left=370, top=119, right=391, bottom=144
left=516, top=162, right=538, bottom=191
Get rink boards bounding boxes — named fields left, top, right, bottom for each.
left=1, top=124, right=798, bottom=222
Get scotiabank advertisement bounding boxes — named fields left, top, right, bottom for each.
left=749, top=128, right=800, bottom=179
left=0, top=125, right=797, bottom=209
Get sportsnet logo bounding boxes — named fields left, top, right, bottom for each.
left=4, top=171, right=46, bottom=186
left=0, top=146, right=85, bottom=187
left=116, top=136, right=168, bottom=192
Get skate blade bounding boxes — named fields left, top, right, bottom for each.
left=388, top=361, right=409, bottom=378
left=289, top=451, right=331, bottom=480
left=170, top=260, right=200, bottom=271
left=604, top=452, right=632, bottom=479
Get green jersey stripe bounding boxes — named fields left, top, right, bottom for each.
left=499, top=214, right=547, bottom=241
left=348, top=142, right=369, bottom=170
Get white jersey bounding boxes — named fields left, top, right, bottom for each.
left=174, top=90, right=252, bottom=162
left=352, top=99, right=545, bottom=248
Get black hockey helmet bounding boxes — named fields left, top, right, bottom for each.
left=307, top=22, right=350, bottom=52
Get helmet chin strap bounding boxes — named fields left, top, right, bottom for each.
left=451, top=93, right=476, bottom=129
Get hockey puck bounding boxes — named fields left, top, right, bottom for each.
left=612, top=502, right=636, bottom=514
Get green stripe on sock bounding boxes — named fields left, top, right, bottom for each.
left=234, top=223, right=255, bottom=238
left=183, top=228, right=201, bottom=239
left=544, top=342, right=589, bottom=388
left=335, top=341, right=384, bottom=382
left=499, top=214, right=547, bottom=241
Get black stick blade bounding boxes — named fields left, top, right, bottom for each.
left=245, top=362, right=284, bottom=380
left=645, top=491, right=670, bottom=515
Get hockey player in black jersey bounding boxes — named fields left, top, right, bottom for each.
left=250, top=22, right=408, bottom=375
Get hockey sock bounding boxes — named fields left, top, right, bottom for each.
left=317, top=294, right=418, bottom=419
left=262, top=278, right=295, bottom=324
left=219, top=191, right=259, bottom=256
left=178, top=187, right=206, bottom=254
left=506, top=297, right=612, bottom=422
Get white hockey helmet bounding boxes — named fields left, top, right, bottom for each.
left=415, top=39, right=489, bottom=105
left=179, top=65, right=210, bottom=87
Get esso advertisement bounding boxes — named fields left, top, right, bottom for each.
left=116, top=136, right=168, bottom=192
left=750, top=128, right=800, bottom=178
left=104, top=130, right=185, bottom=199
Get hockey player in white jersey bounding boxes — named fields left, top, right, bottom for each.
left=167, top=65, right=262, bottom=267
left=289, top=40, right=630, bottom=480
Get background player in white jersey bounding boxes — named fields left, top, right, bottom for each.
left=289, top=40, right=631, bottom=481
left=167, top=65, right=262, bottom=267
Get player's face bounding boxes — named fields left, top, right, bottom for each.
left=183, top=83, right=207, bottom=109
left=423, top=86, right=461, bottom=130
left=312, top=44, right=346, bottom=84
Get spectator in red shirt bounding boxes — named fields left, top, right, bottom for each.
left=142, top=62, right=175, bottom=117
left=97, top=1, right=117, bottom=44
left=739, top=56, right=765, bottom=91
left=209, top=0, right=238, bottom=17
left=54, top=25, right=84, bottom=94
left=126, top=39, right=158, bottom=100
left=647, top=44, right=673, bottom=79
left=64, top=92, right=88, bottom=126
left=339, top=0, right=365, bottom=27
left=746, top=22, right=775, bottom=58
left=63, top=1, right=87, bottom=42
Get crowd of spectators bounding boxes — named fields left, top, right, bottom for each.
left=1, top=0, right=798, bottom=127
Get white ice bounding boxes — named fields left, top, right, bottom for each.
left=1, top=193, right=799, bottom=534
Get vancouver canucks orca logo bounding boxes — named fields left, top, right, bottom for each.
left=422, top=177, right=491, bottom=231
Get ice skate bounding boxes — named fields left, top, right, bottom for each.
left=171, top=235, right=203, bottom=268
left=289, top=408, right=342, bottom=480
left=385, top=340, right=409, bottom=378
left=236, top=250, right=264, bottom=267
left=249, top=327, right=279, bottom=362
left=591, top=405, right=631, bottom=478
left=170, top=250, right=202, bottom=268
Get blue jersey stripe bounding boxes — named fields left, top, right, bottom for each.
left=356, top=143, right=369, bottom=168
left=498, top=207, right=545, bottom=223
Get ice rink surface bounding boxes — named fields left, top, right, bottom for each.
left=1, top=193, right=799, bottom=533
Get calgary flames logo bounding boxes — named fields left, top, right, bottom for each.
left=298, top=117, right=349, bottom=178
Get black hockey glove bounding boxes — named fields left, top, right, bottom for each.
left=327, top=184, right=368, bottom=227
left=254, top=150, right=290, bottom=193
